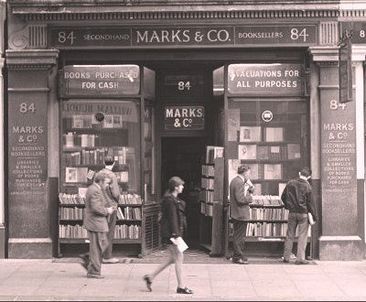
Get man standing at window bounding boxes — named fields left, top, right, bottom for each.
left=281, top=167, right=317, bottom=265
left=82, top=173, right=116, bottom=278
left=98, top=156, right=121, bottom=264
left=229, top=165, right=254, bottom=264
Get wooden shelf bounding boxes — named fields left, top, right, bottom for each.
left=59, top=238, right=141, bottom=244
left=116, top=219, right=142, bottom=223
left=64, top=128, right=126, bottom=133
left=243, top=220, right=288, bottom=223
left=229, top=237, right=311, bottom=243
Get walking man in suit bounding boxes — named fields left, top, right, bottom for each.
left=82, top=172, right=116, bottom=278
left=98, top=156, right=120, bottom=264
left=230, top=165, right=254, bottom=264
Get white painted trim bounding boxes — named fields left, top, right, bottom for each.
left=8, top=238, right=52, bottom=244
left=355, top=62, right=364, bottom=180
left=319, top=235, right=362, bottom=241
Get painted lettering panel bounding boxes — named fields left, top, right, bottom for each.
left=320, top=93, right=357, bottom=235
left=164, top=105, right=205, bottom=130
left=49, top=24, right=317, bottom=48
left=59, top=65, right=140, bottom=98
left=235, top=25, right=317, bottom=45
left=227, top=63, right=305, bottom=96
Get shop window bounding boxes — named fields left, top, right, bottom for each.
left=60, top=99, right=141, bottom=196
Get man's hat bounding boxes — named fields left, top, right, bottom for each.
left=168, top=176, right=185, bottom=187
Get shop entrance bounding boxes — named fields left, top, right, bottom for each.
left=161, top=137, right=206, bottom=246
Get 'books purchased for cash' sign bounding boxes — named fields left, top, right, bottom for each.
left=228, top=64, right=305, bottom=96
left=59, top=65, right=140, bottom=98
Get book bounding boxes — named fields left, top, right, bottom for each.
left=65, top=167, right=78, bottom=183
left=257, top=146, right=269, bottom=160
left=117, top=207, right=125, bottom=220
left=103, top=115, right=114, bottom=128
left=239, top=126, right=261, bottom=142
left=170, top=236, right=189, bottom=252
left=72, top=115, right=84, bottom=128
left=265, top=127, right=284, bottom=142
left=238, top=144, right=257, bottom=160
left=264, top=164, right=282, bottom=180
left=64, top=133, right=74, bottom=148
left=308, top=212, right=315, bottom=225
left=287, top=144, right=301, bottom=160
left=247, top=164, right=259, bottom=180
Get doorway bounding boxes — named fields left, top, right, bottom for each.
left=161, top=137, right=206, bottom=246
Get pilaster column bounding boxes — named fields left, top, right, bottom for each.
left=6, top=49, right=59, bottom=258
left=0, top=0, right=6, bottom=259
left=309, top=46, right=364, bottom=260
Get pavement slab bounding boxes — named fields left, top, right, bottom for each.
left=0, top=260, right=365, bottom=300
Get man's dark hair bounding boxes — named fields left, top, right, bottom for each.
left=300, top=167, right=312, bottom=178
left=104, top=156, right=115, bottom=166
left=237, top=165, right=250, bottom=174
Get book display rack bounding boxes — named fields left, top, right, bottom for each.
left=199, top=146, right=224, bottom=256
left=226, top=100, right=310, bottom=255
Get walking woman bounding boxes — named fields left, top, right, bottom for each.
left=143, top=176, right=193, bottom=295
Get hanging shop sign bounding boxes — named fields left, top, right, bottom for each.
left=164, top=105, right=205, bottom=130
left=338, top=29, right=353, bottom=103
left=49, top=24, right=317, bottom=48
left=59, top=65, right=140, bottom=98
left=227, top=63, right=305, bottom=96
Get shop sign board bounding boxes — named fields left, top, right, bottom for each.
left=320, top=95, right=357, bottom=235
left=59, top=65, right=140, bottom=98
left=227, top=63, right=304, bottom=96
left=164, top=105, right=205, bottom=130
left=341, top=22, right=366, bottom=44
left=338, top=30, right=353, bottom=103
left=49, top=24, right=317, bottom=48
left=8, top=97, right=48, bottom=195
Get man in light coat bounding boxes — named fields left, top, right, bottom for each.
left=82, top=173, right=116, bottom=278
left=230, top=165, right=254, bottom=264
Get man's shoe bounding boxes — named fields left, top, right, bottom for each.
left=177, top=287, right=193, bottom=294
left=232, top=258, right=249, bottom=265
left=281, top=257, right=290, bottom=263
left=87, top=273, right=104, bottom=279
left=295, top=260, right=309, bottom=265
left=102, top=257, right=119, bottom=264
left=143, top=275, right=152, bottom=292
left=79, top=254, right=89, bottom=271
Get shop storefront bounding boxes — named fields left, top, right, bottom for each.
left=3, top=0, right=366, bottom=260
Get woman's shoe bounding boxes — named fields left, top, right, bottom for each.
left=177, top=287, right=193, bottom=294
left=143, top=275, right=152, bottom=292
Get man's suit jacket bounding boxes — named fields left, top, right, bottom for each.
left=97, top=168, right=120, bottom=207
left=83, top=183, right=109, bottom=232
left=230, top=175, right=253, bottom=221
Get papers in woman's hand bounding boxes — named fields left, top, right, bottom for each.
left=170, top=237, right=189, bottom=252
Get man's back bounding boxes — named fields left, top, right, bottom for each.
left=84, top=183, right=109, bottom=232
left=281, top=178, right=312, bottom=215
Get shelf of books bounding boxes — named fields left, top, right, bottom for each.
left=226, top=100, right=310, bottom=255
left=58, top=100, right=145, bottom=256
left=199, top=146, right=224, bottom=256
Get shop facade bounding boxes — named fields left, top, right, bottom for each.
left=3, top=0, right=366, bottom=260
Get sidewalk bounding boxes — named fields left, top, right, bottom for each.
left=1, top=258, right=366, bottom=301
